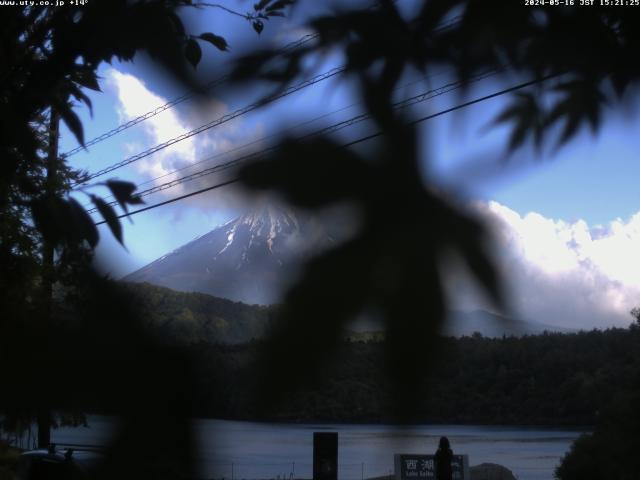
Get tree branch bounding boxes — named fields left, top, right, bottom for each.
left=197, top=3, right=249, bottom=19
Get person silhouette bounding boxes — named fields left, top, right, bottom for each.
left=435, top=436, right=453, bottom=480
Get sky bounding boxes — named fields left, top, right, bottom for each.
left=59, top=1, right=640, bottom=331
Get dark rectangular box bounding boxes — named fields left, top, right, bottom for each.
left=313, top=432, right=338, bottom=480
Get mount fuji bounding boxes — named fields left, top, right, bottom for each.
left=125, top=205, right=573, bottom=337
left=123, top=205, right=332, bottom=305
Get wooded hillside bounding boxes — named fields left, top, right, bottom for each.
left=182, top=326, right=640, bottom=425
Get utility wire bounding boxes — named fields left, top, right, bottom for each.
left=87, top=69, right=499, bottom=214
left=62, top=32, right=321, bottom=158
left=63, top=0, right=434, bottom=158
left=95, top=73, right=559, bottom=226
left=79, top=24, right=464, bottom=189
left=94, top=179, right=241, bottom=225
left=67, top=15, right=463, bottom=162
left=74, top=66, right=345, bottom=186
left=88, top=66, right=456, bottom=208
left=82, top=99, right=362, bottom=210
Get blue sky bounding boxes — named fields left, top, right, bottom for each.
left=59, top=1, right=640, bottom=329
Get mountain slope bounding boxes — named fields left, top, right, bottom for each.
left=123, top=282, right=573, bottom=344
left=122, top=282, right=273, bottom=344
left=125, top=206, right=574, bottom=337
left=444, top=309, right=576, bottom=337
left=344, top=310, right=574, bottom=341
left=124, top=205, right=331, bottom=305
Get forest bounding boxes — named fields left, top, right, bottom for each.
left=109, top=283, right=640, bottom=427
left=177, top=321, right=640, bottom=426
left=120, top=282, right=274, bottom=344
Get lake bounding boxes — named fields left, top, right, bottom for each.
left=51, top=417, right=588, bottom=480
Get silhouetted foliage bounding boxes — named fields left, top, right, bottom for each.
left=0, top=1, right=293, bottom=476
left=1, top=269, right=218, bottom=478
left=555, top=310, right=640, bottom=480
left=0, top=1, right=293, bottom=343
left=225, top=0, right=640, bottom=422
left=3, top=0, right=640, bottom=477
left=232, top=1, right=640, bottom=152
left=1, top=0, right=284, bottom=254
left=556, top=391, right=640, bottom=480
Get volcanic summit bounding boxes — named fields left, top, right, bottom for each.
left=124, top=205, right=332, bottom=304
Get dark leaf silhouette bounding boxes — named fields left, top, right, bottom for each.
left=239, top=137, right=370, bottom=208
left=240, top=115, right=504, bottom=419
left=30, top=196, right=99, bottom=249
left=254, top=237, right=372, bottom=408
left=73, top=68, right=101, bottom=92
left=453, top=223, right=504, bottom=310
left=59, top=105, right=85, bottom=147
left=167, top=11, right=186, bottom=37
left=199, top=32, right=228, bottom=52
left=127, top=195, right=145, bottom=205
left=92, top=195, right=124, bottom=246
left=252, top=20, right=264, bottom=34
left=105, top=179, right=143, bottom=214
left=68, top=197, right=99, bottom=248
left=266, top=0, right=295, bottom=12
left=490, top=92, right=544, bottom=152
left=185, top=38, right=202, bottom=68
left=254, top=0, right=271, bottom=11
left=546, top=80, right=606, bottom=147
left=30, top=197, right=67, bottom=248
left=69, top=84, right=94, bottom=116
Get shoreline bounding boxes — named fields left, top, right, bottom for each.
left=80, top=411, right=595, bottom=430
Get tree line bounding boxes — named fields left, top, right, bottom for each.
left=178, top=323, right=640, bottom=426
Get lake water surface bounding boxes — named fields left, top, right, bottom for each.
left=51, top=417, right=588, bottom=480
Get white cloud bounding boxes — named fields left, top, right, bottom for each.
left=105, top=68, right=259, bottom=212
left=461, top=201, right=640, bottom=330
left=108, top=69, right=196, bottom=170
left=102, top=69, right=640, bottom=329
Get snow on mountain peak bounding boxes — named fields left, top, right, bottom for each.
left=124, top=205, right=329, bottom=304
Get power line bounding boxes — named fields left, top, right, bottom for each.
left=70, top=17, right=460, bottom=180
left=94, top=179, right=241, bottom=226
left=88, top=66, right=457, bottom=208
left=62, top=32, right=321, bottom=158
left=133, top=70, right=500, bottom=191
left=87, top=69, right=499, bottom=214
left=82, top=100, right=362, bottom=210
left=63, top=0, right=430, bottom=158
left=95, top=73, right=559, bottom=226
left=74, top=66, right=345, bottom=186
left=80, top=22, right=462, bottom=188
